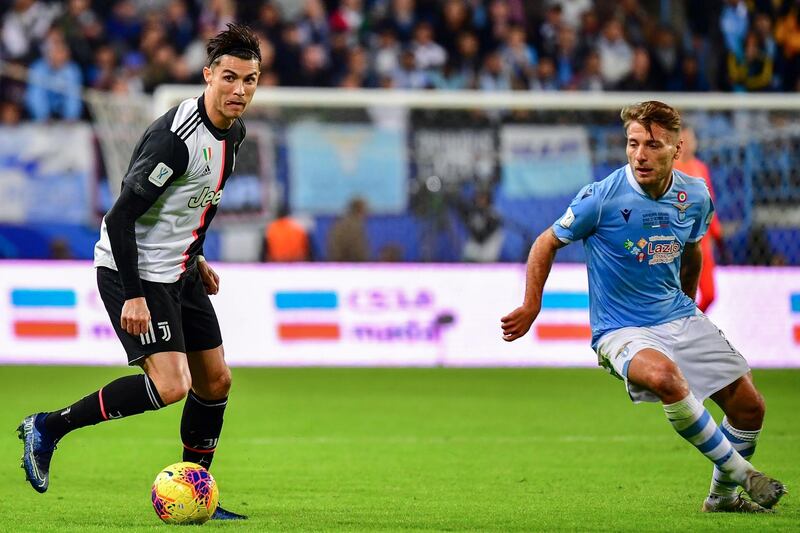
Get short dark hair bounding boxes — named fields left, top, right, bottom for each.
left=620, top=100, right=681, bottom=137
left=206, top=23, right=261, bottom=68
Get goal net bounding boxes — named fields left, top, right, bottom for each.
left=90, top=87, right=800, bottom=265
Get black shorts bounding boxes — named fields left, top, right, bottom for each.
left=97, top=266, right=223, bottom=365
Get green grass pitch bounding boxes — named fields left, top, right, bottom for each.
left=0, top=366, right=797, bottom=531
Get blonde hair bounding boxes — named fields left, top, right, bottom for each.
left=620, top=101, right=681, bottom=137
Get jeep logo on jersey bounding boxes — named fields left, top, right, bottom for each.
left=188, top=187, right=223, bottom=208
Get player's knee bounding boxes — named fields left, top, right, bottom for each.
left=649, top=361, right=688, bottom=401
left=207, top=367, right=232, bottom=399
left=737, top=393, right=766, bottom=429
left=154, top=370, right=192, bottom=405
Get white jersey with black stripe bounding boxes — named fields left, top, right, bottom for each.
left=94, top=94, right=245, bottom=283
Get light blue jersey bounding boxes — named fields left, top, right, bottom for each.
left=552, top=164, right=715, bottom=348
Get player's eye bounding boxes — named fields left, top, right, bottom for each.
left=224, top=75, right=234, bottom=82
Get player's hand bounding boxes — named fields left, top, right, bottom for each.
left=198, top=259, right=220, bottom=295
left=500, top=304, right=540, bottom=342
left=121, top=297, right=151, bottom=336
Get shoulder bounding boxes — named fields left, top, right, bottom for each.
left=674, top=170, right=711, bottom=200
left=590, top=166, right=627, bottom=199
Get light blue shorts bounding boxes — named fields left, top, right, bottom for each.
left=595, top=315, right=750, bottom=403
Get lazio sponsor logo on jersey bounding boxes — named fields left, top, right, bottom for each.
left=188, top=186, right=223, bottom=208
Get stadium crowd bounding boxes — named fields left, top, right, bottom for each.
left=1, top=0, right=800, bottom=123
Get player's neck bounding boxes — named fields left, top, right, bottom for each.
left=202, top=92, right=235, bottom=131
left=640, top=174, right=672, bottom=200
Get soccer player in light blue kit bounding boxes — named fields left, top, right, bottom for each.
left=501, top=101, right=786, bottom=512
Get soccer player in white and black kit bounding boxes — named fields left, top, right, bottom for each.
left=18, top=24, right=261, bottom=520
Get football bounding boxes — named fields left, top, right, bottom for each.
left=151, top=462, right=219, bottom=525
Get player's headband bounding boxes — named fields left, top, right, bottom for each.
left=207, top=47, right=261, bottom=67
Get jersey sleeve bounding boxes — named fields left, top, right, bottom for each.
left=688, top=193, right=715, bottom=243
left=551, top=183, right=603, bottom=243
left=123, top=129, right=189, bottom=202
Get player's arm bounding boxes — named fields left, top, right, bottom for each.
left=501, top=182, right=600, bottom=341
left=501, top=228, right=566, bottom=341
left=107, top=128, right=189, bottom=335
left=680, top=240, right=703, bottom=300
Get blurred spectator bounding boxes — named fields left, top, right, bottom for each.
left=327, top=198, right=370, bottom=262
left=49, top=238, right=74, bottom=260
left=774, top=0, right=800, bottom=90
left=479, top=0, right=513, bottom=52
left=437, top=0, right=473, bottom=57
left=86, top=44, right=118, bottom=91
left=597, top=19, right=633, bottom=87
left=537, top=3, right=563, bottom=57
left=530, top=56, right=559, bottom=91
left=478, top=50, right=511, bottom=91
left=0, top=100, right=22, bottom=125
left=669, top=55, right=711, bottom=92
left=329, top=0, right=364, bottom=45
left=383, top=0, right=417, bottom=44
left=650, top=26, right=683, bottom=89
left=105, top=0, right=141, bottom=50
left=412, top=21, right=447, bottom=71
left=53, top=0, right=104, bottom=70
left=25, top=31, right=83, bottom=122
left=297, top=0, right=330, bottom=48
left=554, top=25, right=580, bottom=88
left=673, top=125, right=724, bottom=312
left=452, top=31, right=481, bottom=83
left=254, top=1, right=284, bottom=43
left=1, top=0, right=61, bottom=63
left=573, top=49, right=604, bottom=91
left=263, top=205, right=312, bottom=262
left=378, top=243, right=404, bottom=261
left=614, top=0, right=651, bottom=46
left=550, top=0, right=593, bottom=30
left=299, top=44, right=331, bottom=87
left=455, top=189, right=504, bottom=262
left=727, top=32, right=774, bottom=91
left=616, top=47, right=657, bottom=91
left=198, top=0, right=236, bottom=33
left=720, top=0, right=749, bottom=59
left=165, top=0, right=195, bottom=53
left=372, top=26, right=401, bottom=79
left=501, top=25, right=538, bottom=86
left=392, top=49, right=430, bottom=89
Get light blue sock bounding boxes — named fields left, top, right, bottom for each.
left=708, top=417, right=760, bottom=497
left=663, top=394, right=752, bottom=485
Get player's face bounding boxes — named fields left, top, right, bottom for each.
left=203, top=55, right=260, bottom=127
left=626, top=121, right=682, bottom=192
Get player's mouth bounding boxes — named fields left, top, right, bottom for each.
left=225, top=100, right=245, bottom=109
left=636, top=167, right=654, bottom=177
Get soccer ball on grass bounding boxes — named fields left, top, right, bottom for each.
left=151, top=462, right=219, bottom=524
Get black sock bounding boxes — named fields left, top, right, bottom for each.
left=42, top=374, right=164, bottom=441
left=181, top=390, right=227, bottom=469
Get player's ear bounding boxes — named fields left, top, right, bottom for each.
left=674, top=137, right=683, bottom=160
left=203, top=66, right=212, bottom=84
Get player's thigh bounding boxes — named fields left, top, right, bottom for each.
left=97, top=266, right=187, bottom=365
left=179, top=268, right=223, bottom=353
left=187, top=345, right=231, bottom=400
left=672, top=314, right=750, bottom=403
left=595, top=326, right=685, bottom=402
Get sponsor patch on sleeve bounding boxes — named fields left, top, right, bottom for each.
left=559, top=207, right=575, bottom=229
left=147, top=162, right=173, bottom=187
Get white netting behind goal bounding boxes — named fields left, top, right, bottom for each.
left=101, top=87, right=800, bottom=265
left=84, top=89, right=154, bottom=198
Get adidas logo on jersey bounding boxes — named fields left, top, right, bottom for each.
left=188, top=186, right=223, bottom=208
left=199, top=164, right=212, bottom=176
